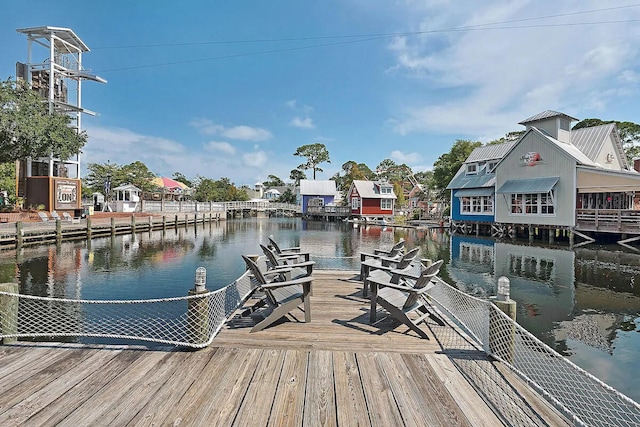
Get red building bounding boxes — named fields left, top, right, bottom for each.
left=348, top=180, right=396, bottom=219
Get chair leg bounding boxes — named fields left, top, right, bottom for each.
left=250, top=298, right=303, bottom=332
left=376, top=298, right=430, bottom=340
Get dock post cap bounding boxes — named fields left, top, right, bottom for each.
left=497, top=276, right=510, bottom=301
left=194, top=266, right=207, bottom=292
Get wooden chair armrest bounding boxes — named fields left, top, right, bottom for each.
left=261, top=276, right=313, bottom=290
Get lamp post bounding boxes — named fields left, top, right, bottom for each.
left=104, top=172, right=111, bottom=212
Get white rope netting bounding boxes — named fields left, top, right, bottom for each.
left=0, top=269, right=258, bottom=349
left=427, top=277, right=640, bottom=427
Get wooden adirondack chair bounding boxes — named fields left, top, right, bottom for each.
left=268, top=237, right=311, bottom=262
left=37, top=211, right=50, bottom=222
left=260, top=244, right=314, bottom=277
left=359, top=240, right=405, bottom=280
left=50, top=211, right=61, bottom=221
left=241, top=255, right=313, bottom=332
left=361, top=247, right=420, bottom=297
left=366, top=259, right=444, bottom=339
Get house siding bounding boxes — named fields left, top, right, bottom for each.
left=495, top=132, right=577, bottom=227
left=301, top=195, right=335, bottom=214
left=451, top=194, right=495, bottom=222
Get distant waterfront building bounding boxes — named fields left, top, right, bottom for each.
left=299, top=180, right=337, bottom=214
left=447, top=110, right=640, bottom=246
left=348, top=180, right=396, bottom=220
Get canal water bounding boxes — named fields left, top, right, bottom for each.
left=0, top=218, right=638, bottom=402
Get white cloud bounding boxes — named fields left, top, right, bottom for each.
left=204, top=141, right=236, bottom=155
left=390, top=150, right=423, bottom=164
left=385, top=1, right=640, bottom=136
left=243, top=150, right=268, bottom=168
left=289, top=116, right=315, bottom=129
left=190, top=118, right=272, bottom=141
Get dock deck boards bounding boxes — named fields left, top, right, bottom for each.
left=0, top=271, right=568, bottom=426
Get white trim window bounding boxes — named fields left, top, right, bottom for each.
left=460, top=195, right=493, bottom=214
left=380, top=199, right=393, bottom=210
left=466, top=163, right=478, bottom=175
left=510, top=191, right=555, bottom=215
left=380, top=186, right=393, bottom=195
left=351, top=197, right=360, bottom=209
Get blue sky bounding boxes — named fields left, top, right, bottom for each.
left=2, top=1, right=640, bottom=187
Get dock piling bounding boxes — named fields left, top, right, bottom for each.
left=489, top=276, right=517, bottom=364
left=0, top=282, right=19, bottom=344
left=187, top=267, right=210, bottom=345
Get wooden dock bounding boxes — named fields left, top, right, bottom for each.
left=0, top=271, right=568, bottom=426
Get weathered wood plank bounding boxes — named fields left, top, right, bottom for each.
left=58, top=349, right=170, bottom=426
left=269, top=350, right=307, bottom=427
left=108, top=351, right=192, bottom=426
left=128, top=348, right=219, bottom=427
left=427, top=353, right=503, bottom=427
left=183, top=348, right=261, bottom=426
left=400, top=353, right=472, bottom=426
left=164, top=347, right=241, bottom=426
left=304, top=350, right=336, bottom=426
left=357, top=352, right=405, bottom=426
left=232, top=349, right=286, bottom=427
left=23, top=348, right=141, bottom=426
left=0, top=347, right=96, bottom=415
left=333, top=351, right=371, bottom=427
left=1, top=347, right=126, bottom=425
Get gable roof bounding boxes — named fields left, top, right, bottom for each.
left=299, top=179, right=336, bottom=196
left=447, top=164, right=497, bottom=190
left=501, top=127, right=596, bottom=167
left=518, top=110, right=578, bottom=125
left=571, top=123, right=630, bottom=169
left=350, top=180, right=396, bottom=199
left=466, top=141, right=517, bottom=163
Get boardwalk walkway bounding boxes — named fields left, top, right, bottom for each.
left=0, top=271, right=567, bottom=426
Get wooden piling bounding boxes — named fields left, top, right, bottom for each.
left=86, top=217, right=92, bottom=239
left=131, top=215, right=136, bottom=233
left=0, top=282, right=19, bottom=344
left=110, top=217, right=116, bottom=235
left=15, top=222, right=23, bottom=248
left=56, top=219, right=62, bottom=241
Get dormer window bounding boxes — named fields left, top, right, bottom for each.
left=466, top=163, right=478, bottom=175
left=380, top=186, right=392, bottom=194
left=487, top=161, right=498, bottom=173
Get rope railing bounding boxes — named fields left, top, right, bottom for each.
left=426, top=276, right=640, bottom=427
left=0, top=267, right=260, bottom=349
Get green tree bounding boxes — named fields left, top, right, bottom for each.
left=83, top=162, right=120, bottom=194
left=332, top=160, right=374, bottom=193
left=432, top=140, right=482, bottom=201
left=293, top=143, right=330, bottom=179
left=0, top=79, right=87, bottom=163
left=119, top=161, right=156, bottom=192
left=193, top=176, right=248, bottom=202
left=172, top=172, right=193, bottom=188
left=289, top=169, right=306, bottom=185
left=262, top=174, right=285, bottom=188
left=276, top=187, right=296, bottom=204
left=0, top=162, right=16, bottom=207
left=573, top=118, right=640, bottom=164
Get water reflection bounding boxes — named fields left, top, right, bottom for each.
left=0, top=219, right=638, bottom=401
left=448, top=234, right=640, bottom=401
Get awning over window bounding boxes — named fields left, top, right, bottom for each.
left=453, top=187, right=494, bottom=197
left=497, top=177, right=559, bottom=194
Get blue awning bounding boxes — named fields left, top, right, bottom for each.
left=497, top=177, right=559, bottom=194
left=453, top=188, right=494, bottom=197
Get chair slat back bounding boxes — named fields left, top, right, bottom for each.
left=242, top=255, right=268, bottom=285
left=268, top=237, right=283, bottom=254
left=396, top=247, right=420, bottom=269
left=260, top=244, right=282, bottom=269
left=403, top=259, right=443, bottom=308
